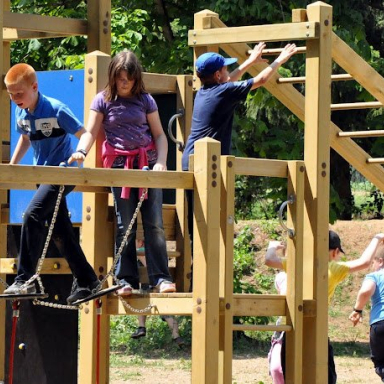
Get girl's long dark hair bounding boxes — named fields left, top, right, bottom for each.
left=104, top=50, right=146, bottom=101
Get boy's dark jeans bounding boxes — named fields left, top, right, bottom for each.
left=15, top=184, right=97, bottom=287
left=370, top=319, right=384, bottom=381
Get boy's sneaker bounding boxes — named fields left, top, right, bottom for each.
left=67, top=279, right=100, bottom=304
left=156, top=280, right=176, bottom=293
left=67, top=286, right=91, bottom=304
left=131, top=326, right=146, bottom=339
left=4, top=281, right=36, bottom=295
left=116, top=283, right=133, bottom=296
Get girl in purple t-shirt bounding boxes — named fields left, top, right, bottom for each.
left=69, top=51, right=175, bottom=295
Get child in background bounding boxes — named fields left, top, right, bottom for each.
left=3, top=63, right=99, bottom=304
left=266, top=231, right=384, bottom=384
left=69, top=51, right=175, bottom=296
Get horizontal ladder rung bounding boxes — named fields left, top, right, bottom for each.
left=338, top=130, right=384, bottom=138
left=247, top=46, right=307, bottom=56
left=367, top=158, right=384, bottom=164
left=277, top=73, right=353, bottom=84
left=331, top=101, right=382, bottom=111
left=232, top=324, right=292, bottom=332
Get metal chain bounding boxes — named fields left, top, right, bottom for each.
left=97, top=188, right=148, bottom=293
left=0, top=276, right=8, bottom=288
left=33, top=298, right=81, bottom=311
left=23, top=185, right=65, bottom=294
left=118, top=295, right=153, bottom=314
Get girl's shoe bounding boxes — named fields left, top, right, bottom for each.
left=116, top=283, right=133, bottom=296
left=156, top=280, right=176, bottom=293
left=131, top=327, right=146, bottom=339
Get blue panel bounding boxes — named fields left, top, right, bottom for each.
left=10, top=70, right=85, bottom=224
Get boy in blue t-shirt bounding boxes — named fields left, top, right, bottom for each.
left=182, top=43, right=297, bottom=290
left=3, top=63, right=98, bottom=304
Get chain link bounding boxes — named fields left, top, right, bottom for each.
left=33, top=298, right=81, bottom=311
left=22, top=185, right=65, bottom=294
left=97, top=188, right=148, bottom=293
left=0, top=276, right=8, bottom=288
left=118, top=295, right=153, bottom=314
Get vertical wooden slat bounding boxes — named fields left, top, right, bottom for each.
left=302, top=2, right=332, bottom=383
left=175, top=75, right=193, bottom=292
left=192, top=11, right=219, bottom=92
left=285, top=161, right=305, bottom=384
left=218, top=155, right=235, bottom=384
left=78, top=51, right=112, bottom=384
left=191, top=138, right=221, bottom=383
left=86, top=0, right=111, bottom=54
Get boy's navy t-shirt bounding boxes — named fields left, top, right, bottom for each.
left=182, top=78, right=253, bottom=171
left=15, top=92, right=83, bottom=166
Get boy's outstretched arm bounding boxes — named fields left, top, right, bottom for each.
left=345, top=233, right=384, bottom=273
left=228, top=42, right=268, bottom=82
left=250, top=44, right=297, bottom=90
left=265, top=240, right=285, bottom=270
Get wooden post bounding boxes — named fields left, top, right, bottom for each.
left=0, top=1, right=10, bottom=381
left=192, top=10, right=219, bottom=91
left=86, top=0, right=111, bottom=54
left=191, top=138, right=221, bottom=383
left=175, top=75, right=193, bottom=292
left=218, top=155, right=235, bottom=384
left=78, top=51, right=112, bottom=384
left=302, top=2, right=332, bottom=383
left=285, top=161, right=305, bottom=384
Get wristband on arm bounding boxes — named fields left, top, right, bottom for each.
left=76, top=149, right=87, bottom=157
left=353, top=308, right=363, bottom=314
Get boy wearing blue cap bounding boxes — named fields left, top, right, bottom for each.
left=182, top=43, right=296, bottom=290
left=181, top=42, right=297, bottom=171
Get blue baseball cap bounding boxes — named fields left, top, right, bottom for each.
left=195, top=52, right=238, bottom=76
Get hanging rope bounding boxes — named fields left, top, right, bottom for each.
left=8, top=301, right=20, bottom=384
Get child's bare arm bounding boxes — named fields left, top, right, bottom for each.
left=10, top=134, right=30, bottom=165
left=346, top=233, right=384, bottom=273
left=265, top=241, right=285, bottom=269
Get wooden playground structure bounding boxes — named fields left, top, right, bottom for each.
left=1, top=1, right=384, bottom=383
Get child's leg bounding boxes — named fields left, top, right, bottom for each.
left=52, top=188, right=97, bottom=287
left=269, top=341, right=284, bottom=384
left=112, top=187, right=140, bottom=289
left=370, top=321, right=384, bottom=382
left=140, top=188, right=173, bottom=287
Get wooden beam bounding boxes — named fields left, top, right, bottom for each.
left=302, top=3, right=333, bottom=383
left=0, top=258, right=71, bottom=274
left=86, top=0, right=111, bottom=53
left=219, top=156, right=235, bottom=384
left=191, top=138, right=221, bottom=384
left=234, top=158, right=288, bottom=178
left=106, top=293, right=194, bottom=315
left=3, top=11, right=87, bottom=36
left=233, top=324, right=292, bottom=332
left=143, top=73, right=178, bottom=94
left=3, top=29, right=68, bottom=40
left=189, top=21, right=319, bottom=46
left=0, top=164, right=194, bottom=190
